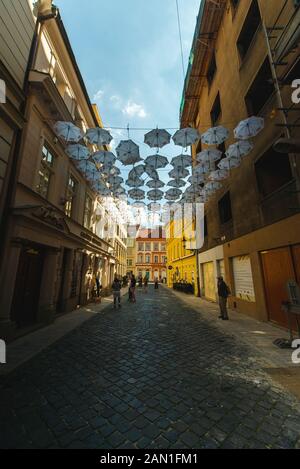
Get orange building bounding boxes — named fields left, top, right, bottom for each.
left=135, top=227, right=167, bottom=282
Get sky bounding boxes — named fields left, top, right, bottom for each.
left=56, top=0, right=200, bottom=196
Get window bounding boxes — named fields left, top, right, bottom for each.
left=245, top=58, right=275, bottom=116
left=65, top=175, right=77, bottom=218
left=161, top=244, right=166, bottom=252
left=84, top=194, right=93, bottom=229
left=210, top=92, right=222, bottom=125
left=146, top=255, right=151, bottom=264
left=37, top=145, right=54, bottom=198
left=138, top=254, right=143, bottom=263
left=127, top=259, right=133, bottom=267
left=237, top=0, right=261, bottom=60
left=154, top=243, right=159, bottom=251
left=154, top=256, right=159, bottom=264
left=145, top=242, right=151, bottom=251
left=218, top=192, right=233, bottom=225
left=207, top=54, right=217, bottom=86
left=255, top=146, right=293, bottom=198
left=138, top=243, right=144, bottom=251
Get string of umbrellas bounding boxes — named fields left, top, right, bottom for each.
left=53, top=116, right=265, bottom=211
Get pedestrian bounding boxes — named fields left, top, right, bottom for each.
left=138, top=276, right=143, bottom=288
left=154, top=278, right=159, bottom=290
left=130, top=274, right=137, bottom=303
left=96, top=274, right=102, bottom=298
left=217, top=276, right=230, bottom=320
left=143, top=276, right=148, bottom=294
left=112, top=275, right=122, bottom=309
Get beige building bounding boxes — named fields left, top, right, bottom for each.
left=0, top=1, right=117, bottom=340
left=135, top=227, right=167, bottom=282
left=181, top=0, right=300, bottom=328
left=126, top=236, right=136, bottom=276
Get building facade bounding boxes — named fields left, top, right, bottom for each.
left=126, top=235, right=136, bottom=276
left=0, top=2, right=118, bottom=340
left=181, top=0, right=300, bottom=328
left=135, top=227, right=167, bottom=282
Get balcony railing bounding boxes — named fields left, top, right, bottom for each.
left=260, top=179, right=300, bottom=225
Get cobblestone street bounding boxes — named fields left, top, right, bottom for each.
left=1, top=286, right=300, bottom=449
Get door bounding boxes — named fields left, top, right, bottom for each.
left=261, top=248, right=296, bottom=328
left=203, top=262, right=216, bottom=301
left=292, top=245, right=300, bottom=284
left=11, top=248, right=44, bottom=328
left=232, top=255, right=256, bottom=302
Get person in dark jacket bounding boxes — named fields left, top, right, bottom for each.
left=217, top=277, right=230, bottom=320
left=112, top=276, right=122, bottom=309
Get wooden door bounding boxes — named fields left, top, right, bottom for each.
left=11, top=248, right=44, bottom=328
left=203, top=262, right=216, bottom=301
left=261, top=248, right=296, bottom=328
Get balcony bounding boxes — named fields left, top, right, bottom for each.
left=260, top=179, right=300, bottom=225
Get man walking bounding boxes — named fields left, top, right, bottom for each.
left=112, top=275, right=122, bottom=309
left=218, top=276, right=230, bottom=320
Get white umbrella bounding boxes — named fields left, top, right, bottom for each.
left=132, top=201, right=146, bottom=208
left=165, top=188, right=182, bottom=201
left=108, top=175, right=124, bottom=186
left=172, top=128, right=200, bottom=148
left=146, top=179, right=165, bottom=189
left=218, top=156, right=241, bottom=171
left=144, top=128, right=171, bottom=149
left=66, top=144, right=90, bottom=160
left=226, top=140, right=254, bottom=159
left=76, top=160, right=97, bottom=174
left=116, top=140, right=141, bottom=165
left=169, top=167, right=189, bottom=179
left=147, top=189, right=164, bottom=201
left=54, top=121, right=83, bottom=143
left=128, top=188, right=145, bottom=200
left=193, top=163, right=211, bottom=175
left=85, top=127, right=113, bottom=146
left=98, top=187, right=112, bottom=197
left=148, top=203, right=161, bottom=212
left=129, top=165, right=145, bottom=179
left=171, top=154, right=192, bottom=168
left=209, top=169, right=229, bottom=181
left=101, top=165, right=121, bottom=176
left=234, top=116, right=264, bottom=140
left=188, top=174, right=205, bottom=185
left=205, top=181, right=223, bottom=193
left=92, top=151, right=116, bottom=166
left=126, top=177, right=144, bottom=188
left=145, top=165, right=159, bottom=180
left=196, top=149, right=222, bottom=164
left=145, top=154, right=169, bottom=169
left=113, top=186, right=127, bottom=196
left=167, top=179, right=186, bottom=188
left=201, top=126, right=229, bottom=146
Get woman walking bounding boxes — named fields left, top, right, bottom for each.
left=130, top=274, right=137, bottom=303
left=143, top=276, right=148, bottom=294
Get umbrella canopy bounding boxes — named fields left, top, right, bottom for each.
left=218, top=156, right=241, bottom=171
left=146, top=179, right=165, bottom=189
left=169, top=167, right=189, bottom=179
left=209, top=169, right=229, bottom=181
left=98, top=187, right=112, bottom=197
left=116, top=140, right=141, bottom=165
left=54, top=121, right=83, bottom=143
left=145, top=154, right=169, bottom=169
left=193, top=163, right=211, bottom=175
left=101, top=165, right=121, bottom=176
left=172, top=127, right=200, bottom=148
left=205, top=181, right=223, bottom=193
left=66, top=144, right=90, bottom=160
left=145, top=165, right=159, bottom=180
left=113, top=186, right=127, bottom=196
left=171, top=154, right=192, bottom=168
left=76, top=160, right=97, bottom=174
left=188, top=174, right=205, bottom=185
left=234, top=116, right=264, bottom=140
left=196, top=149, right=222, bottom=164
left=147, top=189, right=164, bottom=201
left=167, top=179, right=186, bottom=188
left=85, top=127, right=113, bottom=146
left=148, top=203, right=161, bottom=212
left=201, top=126, right=229, bottom=146
left=144, top=128, right=171, bottom=149
left=126, top=177, right=144, bottom=188
left=226, top=140, right=254, bottom=159
left=128, top=165, right=145, bottom=179
left=128, top=188, right=145, bottom=200
left=132, top=202, right=146, bottom=208
left=107, top=175, right=124, bottom=186
left=165, top=188, right=182, bottom=201
left=92, top=151, right=116, bottom=166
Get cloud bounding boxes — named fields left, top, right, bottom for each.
left=122, top=101, right=147, bottom=119
left=93, top=89, right=104, bottom=101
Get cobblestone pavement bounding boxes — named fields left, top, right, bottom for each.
left=1, top=286, right=300, bottom=449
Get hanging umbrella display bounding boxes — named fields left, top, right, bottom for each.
left=113, top=186, right=127, bottom=196
left=205, top=181, right=223, bottom=193
left=145, top=165, right=159, bottom=180
left=147, top=189, right=164, bottom=201
left=146, top=179, right=165, bottom=189
left=144, top=128, right=171, bottom=149
left=128, top=188, right=145, bottom=200
left=66, top=144, right=90, bottom=160
left=171, top=154, right=192, bottom=168
left=92, top=150, right=116, bottom=166
left=132, top=201, right=146, bottom=208
left=167, top=179, right=186, bottom=188
left=218, top=156, right=241, bottom=171
left=116, top=140, right=141, bottom=165
left=196, top=149, right=222, bottom=164
left=91, top=180, right=107, bottom=191
left=98, top=187, right=112, bottom=197
left=165, top=188, right=182, bottom=201
left=145, top=154, right=169, bottom=169
left=201, top=126, right=229, bottom=146
left=188, top=174, right=205, bottom=185
left=172, top=127, right=200, bottom=148
left=209, top=169, right=229, bottom=182
left=128, top=165, right=145, bottom=179
left=169, top=167, right=189, bottom=179
left=101, top=165, right=121, bottom=176
left=226, top=140, right=254, bottom=159
left=54, top=121, right=83, bottom=143
left=76, top=160, right=96, bottom=174
left=148, top=203, right=161, bottom=212
left=193, top=163, right=211, bottom=175
left=85, top=127, right=113, bottom=146
left=126, top=177, right=144, bottom=188
left=234, top=116, right=264, bottom=140
left=107, top=175, right=124, bottom=187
